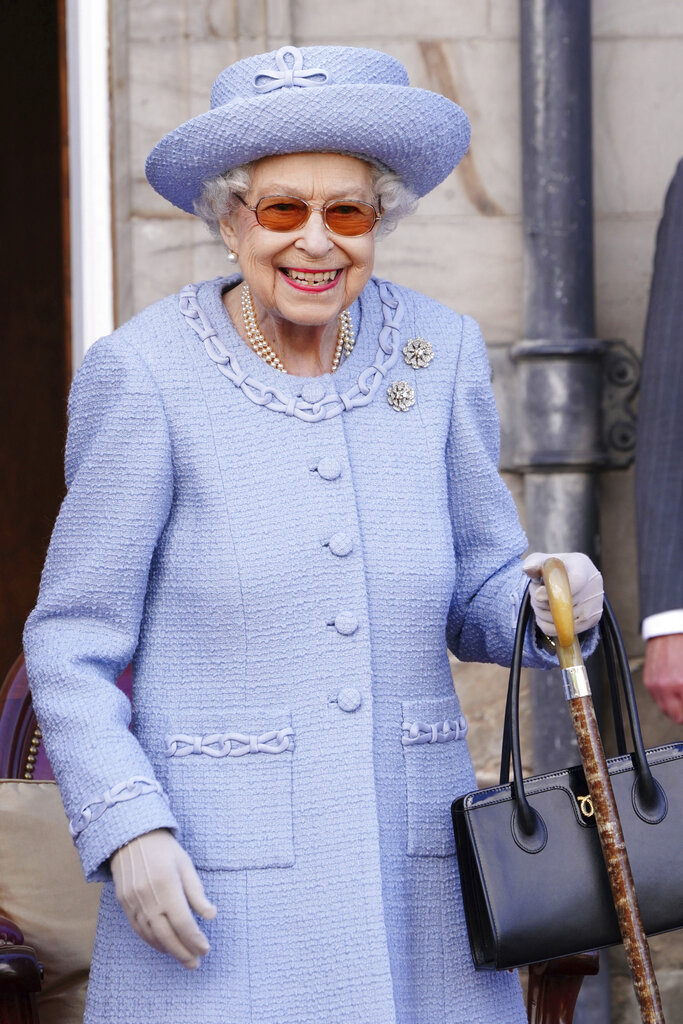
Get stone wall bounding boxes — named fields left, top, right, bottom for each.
left=109, top=3, right=683, bottom=1019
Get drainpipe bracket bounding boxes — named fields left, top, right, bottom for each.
left=488, top=338, right=639, bottom=473
left=600, top=339, right=640, bottom=470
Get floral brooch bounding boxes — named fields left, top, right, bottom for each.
left=403, top=337, right=434, bottom=368
left=387, top=381, right=415, bottom=411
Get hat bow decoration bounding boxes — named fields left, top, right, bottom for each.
left=253, top=46, right=329, bottom=93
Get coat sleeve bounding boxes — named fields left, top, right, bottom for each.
left=635, top=158, right=683, bottom=623
left=444, top=313, right=597, bottom=667
left=23, top=335, right=179, bottom=882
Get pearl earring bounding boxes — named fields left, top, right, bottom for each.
left=227, top=249, right=238, bottom=263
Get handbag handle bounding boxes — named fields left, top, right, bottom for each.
left=499, top=587, right=666, bottom=824
left=501, top=595, right=630, bottom=767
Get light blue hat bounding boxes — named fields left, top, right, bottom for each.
left=145, top=45, right=471, bottom=214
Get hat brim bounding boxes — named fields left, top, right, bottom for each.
left=145, top=84, right=470, bottom=214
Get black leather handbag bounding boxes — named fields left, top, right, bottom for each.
left=451, top=588, right=683, bottom=971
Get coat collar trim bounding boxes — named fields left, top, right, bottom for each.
left=178, top=276, right=406, bottom=422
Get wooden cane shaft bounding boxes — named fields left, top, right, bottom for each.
left=569, top=696, right=665, bottom=1024
left=541, top=557, right=665, bottom=1022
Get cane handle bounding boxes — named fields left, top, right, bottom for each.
left=541, top=557, right=584, bottom=670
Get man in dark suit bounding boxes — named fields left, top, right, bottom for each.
left=635, top=158, right=683, bottom=724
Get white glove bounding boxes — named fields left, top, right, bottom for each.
left=110, top=828, right=216, bottom=969
left=522, top=552, right=603, bottom=637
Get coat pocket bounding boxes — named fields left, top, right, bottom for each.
left=163, top=705, right=295, bottom=870
left=401, top=694, right=473, bottom=857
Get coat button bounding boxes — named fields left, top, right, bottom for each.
left=333, top=614, right=358, bottom=636
left=337, top=687, right=362, bottom=712
left=316, top=457, right=341, bottom=481
left=301, top=381, right=326, bottom=404
left=328, top=532, right=353, bottom=557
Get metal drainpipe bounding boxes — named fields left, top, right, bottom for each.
left=517, top=1, right=610, bottom=1019
left=518, top=0, right=600, bottom=772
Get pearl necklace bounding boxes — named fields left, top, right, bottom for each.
left=240, top=283, right=354, bottom=374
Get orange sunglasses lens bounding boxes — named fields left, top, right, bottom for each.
left=255, top=196, right=377, bottom=235
left=255, top=197, right=309, bottom=230
left=325, top=201, right=377, bottom=235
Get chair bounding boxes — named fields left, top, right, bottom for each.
left=0, top=655, right=46, bottom=782
left=0, top=657, right=44, bottom=1024
left=527, top=953, right=600, bottom=1024
left=0, top=656, right=131, bottom=1024
left=0, top=914, right=41, bottom=1024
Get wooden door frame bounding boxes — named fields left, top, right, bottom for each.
left=65, top=0, right=114, bottom=371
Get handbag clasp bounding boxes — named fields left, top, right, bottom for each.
left=577, top=794, right=595, bottom=818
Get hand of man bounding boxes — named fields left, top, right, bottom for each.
left=643, top=633, right=683, bottom=724
left=110, top=828, right=217, bottom=968
left=522, top=551, right=603, bottom=637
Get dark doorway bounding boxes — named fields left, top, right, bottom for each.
left=1, top=0, right=70, bottom=676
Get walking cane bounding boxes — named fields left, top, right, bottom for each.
left=541, top=557, right=665, bottom=1024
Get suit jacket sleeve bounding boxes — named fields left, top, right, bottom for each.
left=444, top=313, right=597, bottom=666
left=635, top=158, right=683, bottom=622
left=23, top=336, right=179, bottom=882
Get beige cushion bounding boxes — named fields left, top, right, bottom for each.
left=0, top=780, right=102, bottom=1024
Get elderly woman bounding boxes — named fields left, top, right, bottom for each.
left=24, top=45, right=602, bottom=1024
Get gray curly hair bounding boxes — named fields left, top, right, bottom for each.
left=194, top=157, right=418, bottom=240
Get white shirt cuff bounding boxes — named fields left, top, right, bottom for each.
left=642, top=609, right=683, bottom=640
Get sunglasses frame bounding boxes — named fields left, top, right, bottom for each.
left=234, top=193, right=382, bottom=236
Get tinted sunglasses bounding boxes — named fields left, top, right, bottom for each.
left=235, top=193, right=381, bottom=236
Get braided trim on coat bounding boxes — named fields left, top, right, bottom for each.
left=165, top=727, right=294, bottom=758
left=69, top=777, right=168, bottom=838
left=401, top=716, right=468, bottom=746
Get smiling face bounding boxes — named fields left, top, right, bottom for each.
left=218, top=152, right=378, bottom=330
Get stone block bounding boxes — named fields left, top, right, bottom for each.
left=128, top=38, right=243, bottom=215
left=131, top=177, right=180, bottom=219
left=131, top=215, right=230, bottom=313
left=128, top=0, right=188, bottom=42
left=598, top=468, right=642, bottom=654
left=130, top=217, right=194, bottom=313
left=450, top=658, right=533, bottom=788
left=592, top=0, right=683, bottom=37
left=417, top=39, right=522, bottom=217
left=593, top=39, right=683, bottom=216
left=487, top=0, right=520, bottom=38
left=194, top=225, right=234, bottom=282
left=128, top=40, right=195, bottom=179
left=488, top=0, right=683, bottom=40
left=128, top=0, right=237, bottom=43
left=187, top=39, right=243, bottom=111
left=374, top=213, right=524, bottom=341
left=594, top=214, right=659, bottom=350
left=266, top=0, right=295, bottom=45
left=291, top=0, right=489, bottom=42
left=609, top=941, right=683, bottom=1024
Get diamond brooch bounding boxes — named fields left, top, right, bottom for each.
left=387, top=381, right=415, bottom=412
left=403, top=337, right=434, bottom=368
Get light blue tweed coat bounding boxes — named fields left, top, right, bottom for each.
left=25, top=275, right=574, bottom=1024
